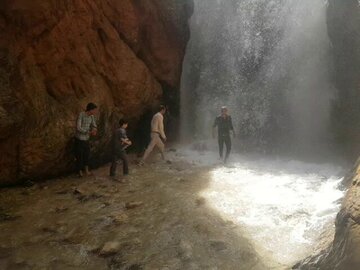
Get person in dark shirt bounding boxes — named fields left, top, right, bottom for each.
left=213, top=106, right=235, bottom=162
left=110, top=119, right=132, bottom=179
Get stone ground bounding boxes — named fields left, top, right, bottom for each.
left=0, top=153, right=282, bottom=270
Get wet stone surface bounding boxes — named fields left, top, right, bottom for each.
left=0, top=158, right=271, bottom=270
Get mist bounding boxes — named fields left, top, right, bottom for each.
left=180, top=0, right=336, bottom=158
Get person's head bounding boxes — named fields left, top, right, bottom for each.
left=221, top=106, right=228, bottom=116
left=159, top=105, right=166, bottom=115
left=86, top=102, right=98, bottom=115
left=119, top=118, right=129, bottom=129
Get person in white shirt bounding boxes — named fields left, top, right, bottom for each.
left=141, top=105, right=167, bottom=163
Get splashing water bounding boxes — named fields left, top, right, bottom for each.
left=175, top=148, right=345, bottom=266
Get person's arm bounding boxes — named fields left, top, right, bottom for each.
left=119, top=130, right=132, bottom=145
left=159, top=114, right=166, bottom=140
left=121, top=138, right=132, bottom=145
left=91, top=115, right=97, bottom=129
left=229, top=116, right=235, bottom=137
left=89, top=115, right=98, bottom=136
left=212, top=117, right=218, bottom=138
left=76, top=113, right=88, bottom=134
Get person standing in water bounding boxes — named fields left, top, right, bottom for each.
left=110, top=119, right=132, bottom=179
left=213, top=106, right=235, bottom=163
left=140, top=105, right=167, bottom=164
left=74, top=102, right=98, bottom=177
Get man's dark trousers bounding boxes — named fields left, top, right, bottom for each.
left=110, top=150, right=129, bottom=176
left=74, top=138, right=90, bottom=172
left=218, top=135, right=231, bottom=161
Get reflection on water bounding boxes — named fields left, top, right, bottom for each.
left=177, top=149, right=345, bottom=266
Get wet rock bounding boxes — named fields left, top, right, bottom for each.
left=125, top=201, right=144, bottom=210
left=179, top=240, right=193, bottom=260
left=41, top=226, right=58, bottom=234
left=111, top=213, right=129, bottom=225
left=61, top=227, right=86, bottom=244
left=0, top=247, right=12, bottom=258
left=195, top=197, right=206, bottom=207
left=20, top=190, right=30, bottom=196
left=132, top=238, right=142, bottom=246
left=163, top=258, right=182, bottom=269
left=54, top=206, right=69, bottom=213
left=0, top=213, right=20, bottom=222
left=73, top=187, right=85, bottom=195
left=154, top=231, right=174, bottom=249
left=161, top=208, right=169, bottom=214
left=6, top=262, right=31, bottom=270
left=76, top=192, right=104, bottom=203
left=99, top=241, right=121, bottom=257
left=55, top=189, right=70, bottom=195
left=127, top=264, right=143, bottom=270
left=210, top=240, right=228, bottom=252
left=178, top=178, right=188, bottom=183
left=39, top=185, right=49, bottom=190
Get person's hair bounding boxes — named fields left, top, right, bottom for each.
left=86, top=102, right=97, bottom=112
left=119, top=118, right=128, bottom=126
left=159, top=105, right=166, bottom=112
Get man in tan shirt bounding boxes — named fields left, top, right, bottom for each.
left=141, top=105, right=167, bottom=163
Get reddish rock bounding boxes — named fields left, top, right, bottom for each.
left=0, top=0, right=193, bottom=185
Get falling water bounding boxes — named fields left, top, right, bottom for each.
left=179, top=0, right=346, bottom=267
left=180, top=0, right=336, bottom=156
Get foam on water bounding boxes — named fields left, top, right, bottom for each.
left=174, top=148, right=345, bottom=265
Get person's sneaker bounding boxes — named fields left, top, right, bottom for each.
left=111, top=176, right=121, bottom=182
left=78, top=170, right=84, bottom=178
left=111, top=176, right=127, bottom=183
left=137, top=160, right=145, bottom=166
left=84, top=166, right=92, bottom=176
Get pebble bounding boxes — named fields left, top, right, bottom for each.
left=210, top=240, right=228, bottom=252
left=99, top=241, right=121, bottom=256
left=111, top=213, right=129, bottom=224
left=125, top=201, right=144, bottom=209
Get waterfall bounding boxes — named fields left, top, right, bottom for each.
left=180, top=0, right=335, bottom=157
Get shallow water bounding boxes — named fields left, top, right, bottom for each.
left=0, top=149, right=346, bottom=269
left=174, top=149, right=345, bottom=266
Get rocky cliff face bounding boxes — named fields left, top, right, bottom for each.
left=296, top=2, right=360, bottom=268
left=0, top=0, right=193, bottom=186
left=297, top=160, right=360, bottom=270
left=327, top=0, right=360, bottom=159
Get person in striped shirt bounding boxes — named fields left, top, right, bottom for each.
left=74, top=102, right=98, bottom=177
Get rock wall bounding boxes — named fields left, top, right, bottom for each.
left=296, top=2, right=360, bottom=268
left=0, top=0, right=193, bottom=186
left=327, top=0, right=360, bottom=159
left=296, top=160, right=360, bottom=270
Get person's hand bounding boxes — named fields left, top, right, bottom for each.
left=127, top=140, right=132, bottom=146
left=162, top=136, right=167, bottom=142
left=90, top=129, right=97, bottom=136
